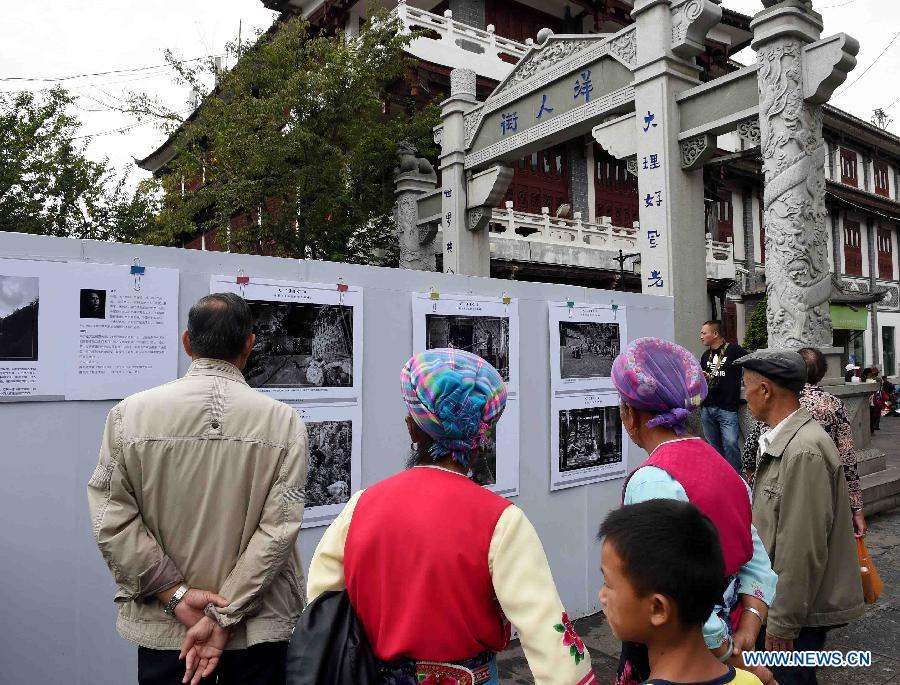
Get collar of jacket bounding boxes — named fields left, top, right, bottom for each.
left=186, top=358, right=248, bottom=384
left=761, top=406, right=814, bottom=459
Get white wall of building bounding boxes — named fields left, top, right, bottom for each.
left=751, top=193, right=763, bottom=266
left=878, top=313, right=900, bottom=375
left=731, top=189, right=745, bottom=262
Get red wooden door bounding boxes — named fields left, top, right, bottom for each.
left=717, top=190, right=734, bottom=241
left=725, top=302, right=738, bottom=343
left=485, top=0, right=562, bottom=42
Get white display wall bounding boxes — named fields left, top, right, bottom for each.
left=0, top=231, right=674, bottom=685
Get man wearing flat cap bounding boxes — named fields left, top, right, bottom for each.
left=736, top=350, right=864, bottom=685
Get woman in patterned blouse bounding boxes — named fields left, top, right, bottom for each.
left=741, top=347, right=866, bottom=537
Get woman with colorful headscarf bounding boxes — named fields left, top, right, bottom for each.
left=609, top=338, right=777, bottom=685
left=307, top=349, right=596, bottom=685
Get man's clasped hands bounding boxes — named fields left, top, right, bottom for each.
left=156, top=586, right=232, bottom=685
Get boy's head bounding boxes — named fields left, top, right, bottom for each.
left=597, top=499, right=726, bottom=643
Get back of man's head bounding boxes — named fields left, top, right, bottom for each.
left=598, top=499, right=726, bottom=631
left=187, top=293, right=253, bottom=362
left=798, top=347, right=827, bottom=385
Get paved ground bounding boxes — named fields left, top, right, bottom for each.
left=497, top=419, right=900, bottom=684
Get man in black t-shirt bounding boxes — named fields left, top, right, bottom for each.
left=699, top=320, right=747, bottom=472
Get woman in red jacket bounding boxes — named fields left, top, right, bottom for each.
left=307, top=348, right=596, bottom=685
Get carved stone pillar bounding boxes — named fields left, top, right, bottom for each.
left=394, top=145, right=438, bottom=271
left=566, top=138, right=590, bottom=220
left=751, top=1, right=858, bottom=350
left=440, top=69, right=484, bottom=276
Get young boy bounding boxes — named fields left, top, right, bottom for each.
left=598, top=500, right=763, bottom=685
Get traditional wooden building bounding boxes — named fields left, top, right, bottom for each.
left=137, top=0, right=900, bottom=372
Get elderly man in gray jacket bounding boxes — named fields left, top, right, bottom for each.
left=737, top=350, right=864, bottom=685
left=88, top=293, right=308, bottom=685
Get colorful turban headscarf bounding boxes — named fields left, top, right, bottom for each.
left=611, top=337, right=707, bottom=435
left=401, top=348, right=507, bottom=466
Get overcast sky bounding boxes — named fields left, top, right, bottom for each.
left=0, top=276, right=38, bottom=319
left=1, top=0, right=897, bottom=190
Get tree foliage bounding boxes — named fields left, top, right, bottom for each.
left=0, top=87, right=155, bottom=241
left=743, top=295, right=768, bottom=350
left=132, top=8, right=440, bottom=263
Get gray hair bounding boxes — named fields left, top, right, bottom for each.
left=187, top=293, right=253, bottom=361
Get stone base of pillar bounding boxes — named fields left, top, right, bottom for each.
left=819, top=345, right=845, bottom=386
left=395, top=170, right=438, bottom=271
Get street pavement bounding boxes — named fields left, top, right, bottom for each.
left=497, top=418, right=900, bottom=684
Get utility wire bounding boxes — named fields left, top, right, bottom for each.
left=884, top=93, right=900, bottom=111
left=817, top=0, right=858, bottom=9
left=0, top=54, right=221, bottom=83
left=835, top=29, right=900, bottom=96
left=68, top=106, right=195, bottom=141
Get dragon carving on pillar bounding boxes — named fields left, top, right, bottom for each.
left=757, top=41, right=833, bottom=349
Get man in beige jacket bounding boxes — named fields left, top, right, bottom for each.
left=737, top=350, right=864, bottom=685
left=88, top=293, right=308, bottom=685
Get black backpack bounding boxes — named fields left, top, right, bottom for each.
left=285, top=590, right=379, bottom=685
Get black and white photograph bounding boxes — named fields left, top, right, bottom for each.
left=0, top=275, right=39, bottom=362
left=558, top=405, right=622, bottom=473
left=79, top=289, right=106, bottom=320
left=413, top=292, right=521, bottom=496
left=244, top=301, right=353, bottom=389
left=305, top=420, right=352, bottom=508
left=470, top=425, right=498, bottom=487
left=426, top=314, right=510, bottom=381
left=559, top=322, right=619, bottom=379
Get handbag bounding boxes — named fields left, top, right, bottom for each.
left=856, top=537, right=884, bottom=604
left=285, top=590, right=379, bottom=685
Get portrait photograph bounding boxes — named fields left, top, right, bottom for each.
left=79, top=289, right=107, bottom=320
left=0, top=275, right=39, bottom=362
left=244, top=301, right=353, bottom=389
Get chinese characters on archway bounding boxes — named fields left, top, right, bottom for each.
left=638, top=105, right=666, bottom=291
left=498, top=70, right=598, bottom=137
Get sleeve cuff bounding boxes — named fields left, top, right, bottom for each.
left=137, top=555, right=184, bottom=599
left=765, top=620, right=800, bottom=641
left=205, top=604, right=235, bottom=628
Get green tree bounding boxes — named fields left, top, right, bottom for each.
left=130, top=8, right=439, bottom=263
left=0, top=87, right=157, bottom=242
left=743, top=295, right=768, bottom=350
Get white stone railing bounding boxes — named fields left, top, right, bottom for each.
left=488, top=203, right=736, bottom=279
left=393, top=1, right=528, bottom=80
left=489, top=203, right=640, bottom=248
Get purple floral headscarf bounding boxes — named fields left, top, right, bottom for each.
left=400, top=348, right=507, bottom=466
left=611, top=337, right=707, bottom=435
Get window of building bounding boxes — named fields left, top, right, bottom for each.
left=840, top=148, right=858, bottom=187
left=878, top=225, right=894, bottom=279
left=716, top=191, right=733, bottom=241
left=844, top=220, right=862, bottom=276
left=874, top=161, right=890, bottom=197
left=883, top=326, right=896, bottom=376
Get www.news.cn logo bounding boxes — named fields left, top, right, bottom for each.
left=743, top=651, right=872, bottom=668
